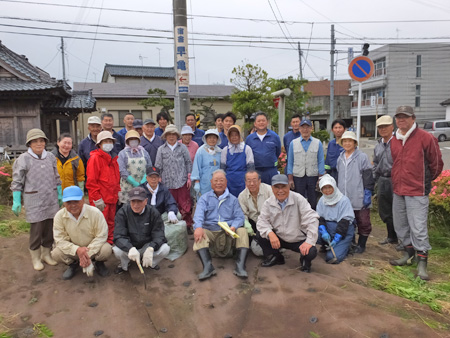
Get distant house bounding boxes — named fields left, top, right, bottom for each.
left=350, top=43, right=450, bottom=136
left=304, top=79, right=352, bottom=129
left=74, top=64, right=234, bottom=138
left=0, top=41, right=96, bottom=156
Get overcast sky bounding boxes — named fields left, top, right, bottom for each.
left=1, top=0, right=450, bottom=88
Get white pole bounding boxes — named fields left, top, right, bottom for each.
left=278, top=97, right=285, bottom=144
left=357, top=82, right=362, bottom=144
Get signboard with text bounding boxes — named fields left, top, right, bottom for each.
left=175, top=26, right=189, bottom=93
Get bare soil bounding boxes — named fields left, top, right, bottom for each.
left=1, top=228, right=449, bottom=338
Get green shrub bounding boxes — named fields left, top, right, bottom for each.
left=312, top=130, right=330, bottom=143
left=0, top=163, right=12, bottom=205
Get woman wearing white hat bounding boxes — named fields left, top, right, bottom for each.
left=86, top=130, right=121, bottom=244
left=117, top=130, right=152, bottom=205
left=179, top=125, right=199, bottom=163
left=11, top=128, right=62, bottom=270
left=191, top=129, right=222, bottom=195
left=155, top=124, right=194, bottom=231
left=336, top=131, right=374, bottom=254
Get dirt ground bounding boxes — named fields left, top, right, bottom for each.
left=1, top=226, right=450, bottom=338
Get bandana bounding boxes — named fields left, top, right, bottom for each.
left=319, top=174, right=343, bottom=206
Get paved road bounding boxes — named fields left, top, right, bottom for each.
left=359, top=138, right=450, bottom=170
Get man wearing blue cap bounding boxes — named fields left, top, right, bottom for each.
left=286, top=118, right=325, bottom=210
left=52, top=186, right=112, bottom=280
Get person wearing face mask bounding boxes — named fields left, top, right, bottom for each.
left=191, top=129, right=222, bottom=196
left=51, top=133, right=85, bottom=191
left=11, top=128, right=62, bottom=271
left=316, top=174, right=355, bottom=264
left=86, top=131, right=121, bottom=244
left=117, top=130, right=152, bottom=205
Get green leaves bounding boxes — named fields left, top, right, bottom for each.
left=138, top=88, right=174, bottom=116
left=34, top=323, right=54, bottom=338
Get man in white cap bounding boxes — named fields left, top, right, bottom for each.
left=256, top=174, right=319, bottom=272
left=389, top=106, right=443, bottom=280
left=373, top=115, right=399, bottom=248
left=113, top=187, right=170, bottom=274
left=79, top=115, right=102, bottom=169
left=52, top=185, right=112, bottom=280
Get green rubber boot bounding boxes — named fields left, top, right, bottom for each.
left=389, top=245, right=415, bottom=266
left=417, top=251, right=429, bottom=281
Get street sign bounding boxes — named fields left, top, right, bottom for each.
left=348, top=56, right=374, bottom=82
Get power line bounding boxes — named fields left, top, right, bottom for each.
left=3, top=0, right=450, bottom=25
left=267, top=0, right=295, bottom=49
left=83, top=0, right=103, bottom=84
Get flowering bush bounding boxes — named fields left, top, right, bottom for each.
left=0, top=163, right=12, bottom=205
left=429, top=170, right=450, bottom=212
left=277, top=148, right=287, bottom=174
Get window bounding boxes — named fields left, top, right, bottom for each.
left=415, top=85, right=421, bottom=107
left=130, top=110, right=143, bottom=120
left=118, top=110, right=131, bottom=127
left=373, top=58, right=386, bottom=76
left=416, top=55, right=422, bottom=78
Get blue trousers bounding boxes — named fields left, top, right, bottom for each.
left=257, top=167, right=279, bottom=185
left=293, top=175, right=318, bottom=210
left=317, top=220, right=354, bottom=263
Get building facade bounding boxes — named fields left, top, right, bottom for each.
left=350, top=43, right=450, bottom=137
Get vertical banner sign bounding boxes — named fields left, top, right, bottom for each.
left=175, top=26, right=189, bottom=93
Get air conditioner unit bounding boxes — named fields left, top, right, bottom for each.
left=101, top=108, right=107, bottom=113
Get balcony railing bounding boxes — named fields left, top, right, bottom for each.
left=351, top=96, right=385, bottom=108
left=373, top=68, right=386, bottom=77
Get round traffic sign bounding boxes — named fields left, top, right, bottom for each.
left=348, top=56, right=374, bottom=82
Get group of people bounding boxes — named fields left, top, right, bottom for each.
left=10, top=105, right=443, bottom=281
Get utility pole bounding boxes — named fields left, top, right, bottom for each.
left=298, top=42, right=303, bottom=79
left=328, top=24, right=336, bottom=138
left=60, top=37, right=67, bottom=87
left=173, top=0, right=190, bottom=130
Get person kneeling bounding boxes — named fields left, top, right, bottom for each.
left=256, top=174, right=319, bottom=272
left=193, top=169, right=249, bottom=280
left=52, top=186, right=112, bottom=280
left=316, top=175, right=355, bottom=264
left=113, top=187, right=170, bottom=274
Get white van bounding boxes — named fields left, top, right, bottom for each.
left=423, top=120, right=450, bottom=142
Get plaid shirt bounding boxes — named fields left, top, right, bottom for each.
left=155, top=142, right=192, bottom=189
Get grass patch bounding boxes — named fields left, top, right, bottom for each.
left=369, top=265, right=450, bottom=313
left=0, top=205, right=29, bottom=238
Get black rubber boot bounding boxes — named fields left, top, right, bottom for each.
left=261, top=253, right=285, bottom=267
left=62, top=262, right=79, bottom=280
left=233, top=248, right=249, bottom=279
left=197, top=248, right=216, bottom=281
left=94, top=260, right=110, bottom=277
left=390, top=245, right=415, bottom=266
left=299, top=255, right=312, bottom=273
left=417, top=251, right=429, bottom=281
left=354, top=235, right=368, bottom=254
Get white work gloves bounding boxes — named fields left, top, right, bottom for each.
left=94, top=198, right=105, bottom=212
left=83, top=263, right=95, bottom=277
left=128, top=247, right=140, bottom=262
left=168, top=211, right=178, bottom=224
left=142, top=247, right=154, bottom=268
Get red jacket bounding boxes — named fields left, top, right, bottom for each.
left=86, top=149, right=120, bottom=204
left=391, top=126, right=443, bottom=196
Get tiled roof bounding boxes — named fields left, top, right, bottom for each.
left=440, top=98, right=450, bottom=106
left=0, top=41, right=53, bottom=83
left=43, top=90, right=96, bottom=111
left=0, top=78, right=60, bottom=92
left=304, top=79, right=350, bottom=97
left=74, top=82, right=235, bottom=99
left=103, top=64, right=176, bottom=80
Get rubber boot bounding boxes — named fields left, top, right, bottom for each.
left=417, top=251, right=429, bottom=281
left=299, top=255, right=312, bottom=273
left=29, top=248, right=44, bottom=271
left=233, top=248, right=249, bottom=279
left=40, top=246, right=57, bottom=266
left=354, top=235, right=368, bottom=254
left=94, top=260, right=109, bottom=277
left=62, top=262, right=79, bottom=280
left=197, top=248, right=216, bottom=281
left=389, top=245, right=415, bottom=266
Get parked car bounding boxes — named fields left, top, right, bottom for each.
left=423, top=120, right=450, bottom=142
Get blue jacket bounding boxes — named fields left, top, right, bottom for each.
left=193, top=188, right=245, bottom=231
left=286, top=136, right=325, bottom=176
left=191, top=146, right=221, bottom=195
left=325, top=139, right=344, bottom=170
left=192, top=128, right=205, bottom=147
left=219, top=131, right=228, bottom=149
left=283, top=130, right=301, bottom=157
left=140, top=135, right=164, bottom=166
left=78, top=134, right=97, bottom=169
left=117, top=127, right=129, bottom=140
left=112, top=129, right=125, bottom=154
left=141, top=182, right=178, bottom=215
left=245, top=130, right=281, bottom=169
left=155, top=127, right=164, bottom=137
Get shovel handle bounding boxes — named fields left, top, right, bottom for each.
left=136, top=260, right=144, bottom=274
left=328, top=241, right=337, bottom=259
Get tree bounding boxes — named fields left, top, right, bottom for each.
left=191, top=96, right=230, bottom=129
left=138, top=88, right=174, bottom=120
left=230, top=63, right=276, bottom=131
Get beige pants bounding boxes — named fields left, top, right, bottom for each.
left=51, top=243, right=112, bottom=265
left=193, top=228, right=249, bottom=255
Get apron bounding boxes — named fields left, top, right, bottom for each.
left=226, top=145, right=247, bottom=197
left=119, top=149, right=146, bottom=204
